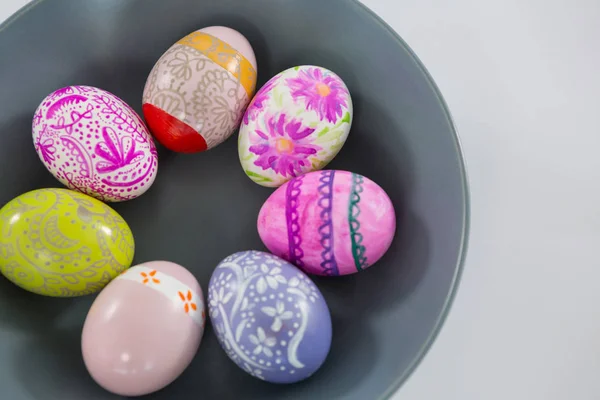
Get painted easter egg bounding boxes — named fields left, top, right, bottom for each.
left=142, top=26, right=257, bottom=153
left=32, top=85, right=158, bottom=202
left=0, top=188, right=134, bottom=297
left=257, top=170, right=396, bottom=276
left=208, top=250, right=332, bottom=384
left=238, top=65, right=352, bottom=187
left=82, top=261, right=205, bottom=396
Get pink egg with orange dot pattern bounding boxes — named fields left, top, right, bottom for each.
left=81, top=261, right=205, bottom=397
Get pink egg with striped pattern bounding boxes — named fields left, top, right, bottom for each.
left=257, top=170, right=396, bottom=276
left=82, top=261, right=205, bottom=396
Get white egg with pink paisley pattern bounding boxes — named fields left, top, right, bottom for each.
left=32, top=85, right=158, bottom=202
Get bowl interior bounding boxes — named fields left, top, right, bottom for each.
left=0, top=0, right=468, bottom=399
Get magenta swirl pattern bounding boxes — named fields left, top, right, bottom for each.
left=32, top=85, right=158, bottom=202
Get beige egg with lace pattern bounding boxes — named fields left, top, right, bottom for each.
left=142, top=26, right=257, bottom=153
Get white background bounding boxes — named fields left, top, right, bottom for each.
left=2, top=0, right=600, bottom=399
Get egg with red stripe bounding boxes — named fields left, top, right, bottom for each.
left=257, top=170, right=397, bottom=276
left=142, top=26, right=257, bottom=153
left=82, top=261, right=205, bottom=396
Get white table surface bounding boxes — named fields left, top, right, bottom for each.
left=2, top=0, right=599, bottom=399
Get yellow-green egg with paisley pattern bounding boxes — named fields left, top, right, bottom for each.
left=0, top=188, right=134, bottom=297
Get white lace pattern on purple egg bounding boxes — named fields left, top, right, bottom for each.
left=208, top=251, right=332, bottom=384
left=32, top=85, right=158, bottom=202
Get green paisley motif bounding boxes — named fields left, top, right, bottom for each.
left=0, top=188, right=134, bottom=297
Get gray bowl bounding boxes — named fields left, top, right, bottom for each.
left=0, top=0, right=469, bottom=399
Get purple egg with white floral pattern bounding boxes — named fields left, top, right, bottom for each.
left=208, top=250, right=332, bottom=384
left=32, top=85, right=158, bottom=202
left=238, top=65, right=352, bottom=187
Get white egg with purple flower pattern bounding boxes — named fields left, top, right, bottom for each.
left=238, top=65, right=352, bottom=187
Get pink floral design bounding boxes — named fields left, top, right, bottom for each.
left=46, top=95, right=89, bottom=120
left=48, top=86, right=76, bottom=100
left=32, top=85, right=158, bottom=202
left=249, top=113, right=321, bottom=177
left=94, top=94, right=149, bottom=144
left=95, top=127, right=145, bottom=173
left=243, top=76, right=279, bottom=125
left=35, top=137, right=56, bottom=164
left=286, top=67, right=349, bottom=123
left=33, top=109, right=43, bottom=127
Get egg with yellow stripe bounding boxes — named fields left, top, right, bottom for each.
left=142, top=26, right=257, bottom=153
left=0, top=188, right=134, bottom=297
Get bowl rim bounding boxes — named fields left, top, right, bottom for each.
left=347, top=2, right=471, bottom=399
left=0, top=1, right=471, bottom=399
